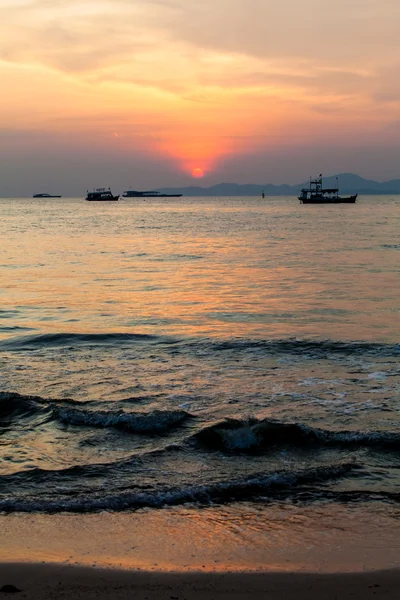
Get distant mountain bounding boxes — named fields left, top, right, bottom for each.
left=156, top=173, right=400, bottom=196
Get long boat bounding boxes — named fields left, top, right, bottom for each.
left=122, top=190, right=182, bottom=198
left=86, top=188, right=119, bottom=201
left=299, top=175, right=357, bottom=204
left=33, top=193, right=62, bottom=198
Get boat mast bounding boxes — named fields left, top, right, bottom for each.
left=314, top=173, right=322, bottom=196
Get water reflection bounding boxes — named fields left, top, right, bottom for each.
left=0, top=196, right=399, bottom=341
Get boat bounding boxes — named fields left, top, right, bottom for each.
left=122, top=190, right=182, bottom=198
left=33, top=193, right=62, bottom=198
left=299, top=175, right=357, bottom=204
left=85, top=188, right=119, bottom=201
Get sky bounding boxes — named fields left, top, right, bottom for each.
left=1, top=0, right=400, bottom=195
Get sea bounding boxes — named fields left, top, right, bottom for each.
left=1, top=194, right=400, bottom=555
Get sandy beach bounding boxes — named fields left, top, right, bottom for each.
left=1, top=507, right=400, bottom=598
left=2, top=505, right=400, bottom=573
left=1, top=563, right=400, bottom=600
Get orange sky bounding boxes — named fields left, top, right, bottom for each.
left=0, top=0, right=399, bottom=194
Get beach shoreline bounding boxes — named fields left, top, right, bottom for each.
left=1, top=502, right=400, bottom=600
left=1, top=562, right=399, bottom=600
left=2, top=503, right=400, bottom=574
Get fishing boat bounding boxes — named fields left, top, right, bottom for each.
left=299, top=175, right=357, bottom=204
left=85, top=188, right=119, bottom=201
left=122, top=190, right=182, bottom=198
left=33, top=193, right=62, bottom=198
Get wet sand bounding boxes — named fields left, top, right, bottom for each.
left=1, top=563, right=399, bottom=600
left=2, top=506, right=400, bottom=573
left=2, top=506, right=400, bottom=599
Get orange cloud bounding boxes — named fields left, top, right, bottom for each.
left=1, top=0, right=400, bottom=186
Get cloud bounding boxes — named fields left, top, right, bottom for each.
left=0, top=0, right=397, bottom=143
left=0, top=2, right=157, bottom=71
left=0, top=0, right=398, bottom=109
left=2, top=0, right=399, bottom=81
left=1, top=0, right=400, bottom=186
left=161, top=0, right=400, bottom=62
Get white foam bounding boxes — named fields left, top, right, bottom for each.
left=368, top=372, right=388, bottom=380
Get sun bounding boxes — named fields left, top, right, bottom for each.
left=192, top=167, right=204, bottom=179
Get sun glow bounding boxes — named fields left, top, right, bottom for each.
left=192, top=167, right=204, bottom=178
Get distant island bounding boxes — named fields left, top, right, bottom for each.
left=155, top=173, right=400, bottom=197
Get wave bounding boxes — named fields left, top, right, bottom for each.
left=0, top=442, right=183, bottom=491
left=193, top=418, right=400, bottom=453
left=1, top=332, right=398, bottom=357
left=0, top=463, right=355, bottom=513
left=3, top=391, right=400, bottom=451
left=0, top=332, right=169, bottom=350
left=0, top=392, right=47, bottom=419
left=0, top=392, right=192, bottom=437
left=202, top=338, right=400, bottom=357
left=0, top=392, right=97, bottom=422
left=54, top=406, right=192, bottom=434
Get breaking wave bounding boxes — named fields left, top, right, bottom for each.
left=193, top=418, right=400, bottom=452
left=0, top=463, right=355, bottom=513
left=54, top=407, right=192, bottom=434
left=0, top=392, right=192, bottom=435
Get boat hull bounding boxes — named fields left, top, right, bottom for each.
left=299, top=194, right=357, bottom=204
left=122, top=193, right=182, bottom=198
left=86, top=198, right=119, bottom=201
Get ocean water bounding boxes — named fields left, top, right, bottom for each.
left=0, top=195, right=399, bottom=519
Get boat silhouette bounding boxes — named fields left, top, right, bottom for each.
left=299, top=175, right=357, bottom=204
left=86, top=188, right=119, bottom=201
left=122, top=190, right=182, bottom=198
left=33, top=193, right=62, bottom=198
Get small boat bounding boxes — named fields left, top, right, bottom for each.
left=86, top=188, right=119, bottom=201
left=122, top=190, right=182, bottom=198
left=33, top=193, right=62, bottom=198
left=299, top=175, right=357, bottom=204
